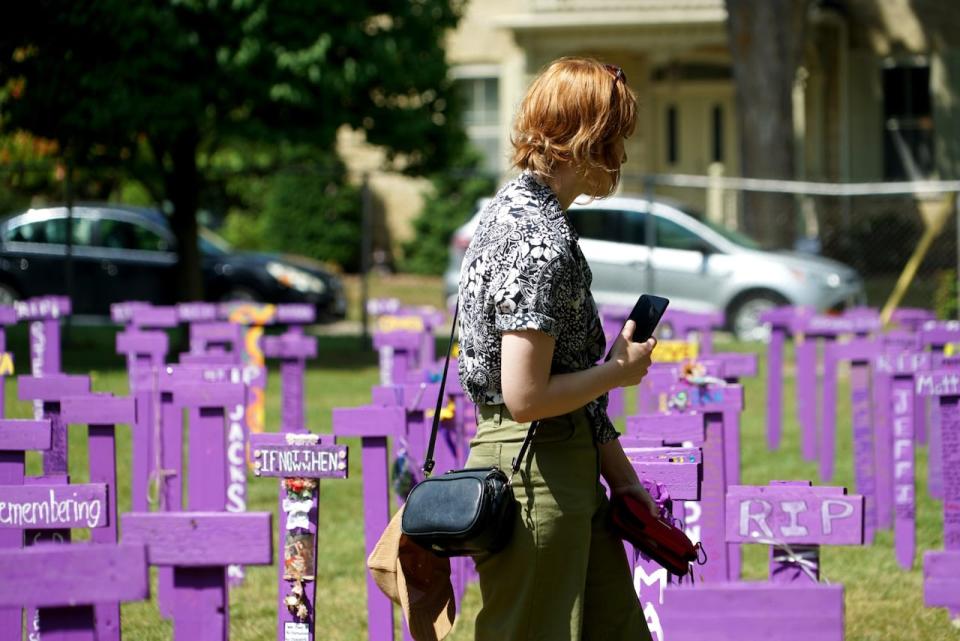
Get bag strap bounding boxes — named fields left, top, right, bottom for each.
left=422, top=304, right=538, bottom=479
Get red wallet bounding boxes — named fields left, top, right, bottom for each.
left=609, top=493, right=700, bottom=577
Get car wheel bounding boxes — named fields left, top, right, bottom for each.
left=0, top=282, right=20, bottom=306
left=219, top=287, right=262, bottom=303
left=729, top=291, right=788, bottom=342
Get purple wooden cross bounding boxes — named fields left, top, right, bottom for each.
left=251, top=433, right=348, bottom=641
left=728, top=482, right=864, bottom=582
left=176, top=301, right=219, bottom=324
left=625, top=408, right=734, bottom=580
left=263, top=330, right=317, bottom=433
left=627, top=412, right=705, bottom=446
left=214, top=302, right=315, bottom=326
left=664, top=383, right=744, bottom=581
left=189, top=322, right=245, bottom=358
left=873, top=350, right=933, bottom=568
left=122, top=512, right=272, bottom=641
left=872, top=331, right=921, bottom=529
left=58, top=394, right=136, bottom=641
left=625, top=446, right=702, bottom=503
left=889, top=308, right=936, bottom=332
left=113, top=302, right=178, bottom=515
left=18, top=375, right=91, bottom=476
left=795, top=312, right=881, bottom=463
left=918, top=320, right=960, bottom=353
left=115, top=329, right=169, bottom=512
left=701, top=352, right=759, bottom=383
left=636, top=354, right=756, bottom=417
left=332, top=406, right=407, bottom=641
left=661, top=308, right=724, bottom=355
left=372, top=307, right=445, bottom=385
left=274, top=304, right=319, bottom=325
left=151, top=369, right=247, bottom=613
left=373, top=330, right=424, bottom=387
left=636, top=365, right=680, bottom=416
left=0, top=544, right=149, bottom=641
left=2, top=410, right=120, bottom=641
left=214, top=303, right=316, bottom=465
left=16, top=296, right=71, bottom=419
left=1, top=472, right=111, bottom=641
left=130, top=306, right=179, bottom=330
left=18, top=369, right=94, bottom=629
left=369, top=381, right=460, bottom=489
left=169, top=363, right=252, bottom=529
left=153, top=364, right=247, bottom=517
left=622, top=444, right=702, bottom=636
left=675, top=362, right=748, bottom=493
left=110, top=301, right=149, bottom=325
left=759, top=306, right=813, bottom=452
left=919, top=321, right=960, bottom=500
left=110, top=302, right=178, bottom=330
left=819, top=339, right=876, bottom=533
left=893, top=370, right=919, bottom=570
left=377, top=305, right=447, bottom=369
left=173, top=376, right=247, bottom=577
left=655, top=482, right=864, bottom=641
left=0, top=418, right=50, bottom=637
left=915, top=368, right=960, bottom=622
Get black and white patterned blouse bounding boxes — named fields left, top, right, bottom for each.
left=457, top=170, right=618, bottom=444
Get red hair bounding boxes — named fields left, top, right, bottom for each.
left=511, top=57, right=637, bottom=197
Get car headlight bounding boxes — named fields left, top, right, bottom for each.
left=266, top=262, right=326, bottom=295
left=790, top=268, right=843, bottom=289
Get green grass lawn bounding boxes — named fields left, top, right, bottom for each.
left=2, top=323, right=956, bottom=640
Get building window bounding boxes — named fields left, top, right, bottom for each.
left=711, top=104, right=724, bottom=163
left=456, top=74, right=501, bottom=174
left=666, top=105, right=678, bottom=165
left=882, top=60, right=934, bottom=180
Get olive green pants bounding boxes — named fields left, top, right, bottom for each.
left=466, top=405, right=651, bottom=641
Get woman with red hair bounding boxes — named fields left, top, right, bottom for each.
left=457, top=57, right=657, bottom=641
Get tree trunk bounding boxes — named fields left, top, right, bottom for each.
left=168, top=130, right=204, bottom=301
left=726, top=0, right=808, bottom=248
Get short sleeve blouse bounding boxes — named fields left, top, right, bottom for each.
left=456, top=171, right=618, bottom=444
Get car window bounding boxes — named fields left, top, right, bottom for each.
left=5, top=216, right=94, bottom=246
left=567, top=209, right=621, bottom=242
left=655, top=218, right=708, bottom=251
left=199, top=227, right=229, bottom=256
left=621, top=210, right=648, bottom=245
left=97, top=219, right=170, bottom=252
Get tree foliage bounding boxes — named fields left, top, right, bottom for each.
left=402, top=147, right=494, bottom=275
left=0, top=0, right=467, bottom=297
left=222, top=155, right=363, bottom=272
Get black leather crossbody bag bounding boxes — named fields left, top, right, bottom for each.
left=401, top=305, right=538, bottom=557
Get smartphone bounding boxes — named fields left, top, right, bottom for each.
left=605, top=294, right=670, bottom=360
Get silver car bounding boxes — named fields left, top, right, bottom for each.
left=445, top=195, right=865, bottom=340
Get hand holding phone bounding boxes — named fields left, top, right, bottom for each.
left=605, top=294, right=669, bottom=362
left=604, top=295, right=668, bottom=387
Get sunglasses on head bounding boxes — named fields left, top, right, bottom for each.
left=604, top=64, right=626, bottom=104
left=604, top=64, right=626, bottom=85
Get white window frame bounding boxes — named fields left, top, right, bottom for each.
left=451, top=65, right=503, bottom=174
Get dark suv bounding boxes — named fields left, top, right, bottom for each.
left=0, top=204, right=347, bottom=320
